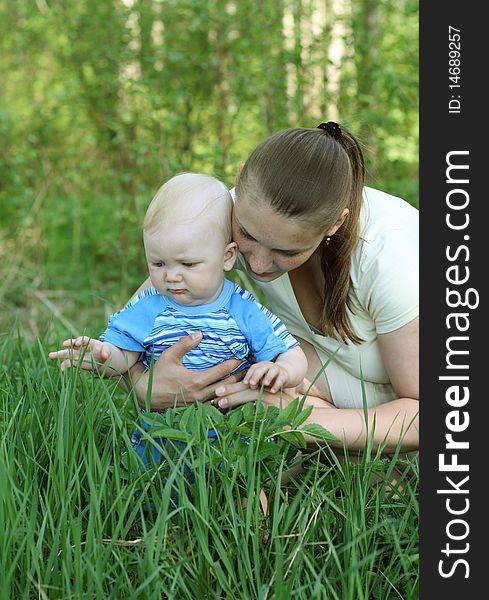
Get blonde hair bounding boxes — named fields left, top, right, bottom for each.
left=236, top=125, right=365, bottom=344
left=144, top=173, right=233, bottom=242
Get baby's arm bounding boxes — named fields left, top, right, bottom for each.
left=49, top=335, right=139, bottom=375
left=243, top=345, right=308, bottom=393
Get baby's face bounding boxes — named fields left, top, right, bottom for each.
left=144, top=221, right=235, bottom=306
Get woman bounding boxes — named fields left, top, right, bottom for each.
left=128, top=122, right=419, bottom=455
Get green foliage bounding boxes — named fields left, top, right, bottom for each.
left=0, top=0, right=418, bottom=199
left=137, top=396, right=336, bottom=480
left=0, top=0, right=418, bottom=334
left=0, top=336, right=419, bottom=598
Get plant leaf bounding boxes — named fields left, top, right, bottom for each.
left=292, top=405, right=313, bottom=428
left=275, top=430, right=307, bottom=448
left=275, top=397, right=299, bottom=426
left=300, top=423, right=337, bottom=442
left=149, top=427, right=191, bottom=442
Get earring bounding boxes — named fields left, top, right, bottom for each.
left=325, top=236, right=331, bottom=246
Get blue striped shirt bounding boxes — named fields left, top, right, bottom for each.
left=100, top=278, right=298, bottom=371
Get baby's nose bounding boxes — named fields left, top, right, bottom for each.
left=165, top=268, right=182, bottom=282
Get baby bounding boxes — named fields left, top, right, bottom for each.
left=49, top=173, right=307, bottom=395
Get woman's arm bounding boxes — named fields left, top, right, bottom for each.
left=213, top=384, right=417, bottom=454
left=214, top=319, right=419, bottom=454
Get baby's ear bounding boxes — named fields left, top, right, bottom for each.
left=223, top=242, right=238, bottom=271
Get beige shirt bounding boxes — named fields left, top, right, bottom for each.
left=233, top=186, right=419, bottom=408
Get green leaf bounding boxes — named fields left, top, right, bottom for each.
left=300, top=423, right=338, bottom=442
left=275, top=397, right=299, bottom=426
left=141, top=412, right=166, bottom=427
left=241, top=402, right=255, bottom=421
left=227, top=407, right=244, bottom=428
left=179, top=405, right=194, bottom=431
left=232, top=426, right=254, bottom=439
left=264, top=406, right=280, bottom=421
left=148, top=428, right=191, bottom=442
left=292, top=405, right=313, bottom=429
left=255, top=442, right=280, bottom=460
left=164, top=407, right=177, bottom=428
left=275, top=430, right=307, bottom=448
left=199, top=402, right=225, bottom=425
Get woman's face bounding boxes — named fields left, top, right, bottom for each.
left=232, top=194, right=325, bottom=282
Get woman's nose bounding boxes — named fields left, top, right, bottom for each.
left=248, top=249, right=273, bottom=274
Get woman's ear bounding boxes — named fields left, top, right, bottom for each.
left=327, top=208, right=350, bottom=238
left=223, top=242, right=238, bottom=271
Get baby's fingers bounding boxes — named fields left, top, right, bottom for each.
left=60, top=358, right=75, bottom=372
left=49, top=348, right=75, bottom=360
left=269, top=372, right=287, bottom=393
left=62, top=336, right=91, bottom=349
left=262, top=367, right=278, bottom=386
left=92, top=341, right=111, bottom=361
left=49, top=347, right=91, bottom=368
left=244, top=364, right=269, bottom=389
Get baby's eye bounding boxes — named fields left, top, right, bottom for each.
left=153, top=262, right=164, bottom=268
left=182, top=262, right=197, bottom=268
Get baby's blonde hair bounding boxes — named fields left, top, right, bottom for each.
left=144, top=173, right=233, bottom=243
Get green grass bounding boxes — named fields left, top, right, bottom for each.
left=0, top=332, right=419, bottom=599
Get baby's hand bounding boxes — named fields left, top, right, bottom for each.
left=48, top=336, right=112, bottom=372
left=243, top=361, right=289, bottom=394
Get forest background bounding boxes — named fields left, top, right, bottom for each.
left=0, top=0, right=418, bottom=340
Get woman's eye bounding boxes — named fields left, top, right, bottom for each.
left=238, top=226, right=256, bottom=241
left=275, top=250, right=301, bottom=258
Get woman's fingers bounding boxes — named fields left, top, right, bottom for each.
left=215, top=380, right=248, bottom=397
left=158, top=333, right=242, bottom=384
left=160, top=331, right=203, bottom=364
left=198, top=366, right=246, bottom=402
left=196, top=358, right=244, bottom=390
left=213, top=385, right=261, bottom=409
left=213, top=381, right=258, bottom=408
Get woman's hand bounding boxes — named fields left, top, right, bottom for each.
left=213, top=380, right=299, bottom=410
left=213, top=377, right=329, bottom=410
left=128, top=331, right=246, bottom=410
